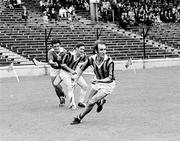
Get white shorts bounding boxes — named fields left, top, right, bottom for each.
left=89, top=81, right=115, bottom=104
left=91, top=81, right=115, bottom=94
left=59, top=69, right=86, bottom=88
left=49, top=67, right=60, bottom=77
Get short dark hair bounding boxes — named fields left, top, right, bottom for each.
left=76, top=42, right=85, bottom=48
left=51, top=39, right=61, bottom=46
left=93, top=40, right=105, bottom=54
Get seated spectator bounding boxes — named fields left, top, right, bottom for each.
left=127, top=7, right=137, bottom=26
left=177, top=3, right=180, bottom=12
left=154, top=14, right=162, bottom=23
left=40, top=0, right=46, bottom=12
left=16, top=0, right=22, bottom=8
left=176, top=12, right=180, bottom=22
left=101, top=0, right=112, bottom=23
left=59, top=6, right=67, bottom=18
left=84, top=0, right=90, bottom=11
left=10, top=0, right=19, bottom=8
left=120, top=12, right=128, bottom=28
left=68, top=5, right=78, bottom=22
left=3, top=0, right=9, bottom=8
left=21, top=5, right=28, bottom=21
left=68, top=5, right=75, bottom=16
left=145, top=13, right=154, bottom=26
left=9, top=3, right=14, bottom=9
left=49, top=7, right=58, bottom=22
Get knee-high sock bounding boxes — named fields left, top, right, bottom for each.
left=54, top=85, right=65, bottom=99
left=67, top=87, right=75, bottom=105
left=79, top=88, right=87, bottom=103
left=80, top=103, right=95, bottom=119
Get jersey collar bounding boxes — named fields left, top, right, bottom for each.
left=92, top=54, right=108, bottom=68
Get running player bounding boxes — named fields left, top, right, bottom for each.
left=48, top=39, right=66, bottom=106
left=71, top=41, right=115, bottom=125
left=54, top=42, right=88, bottom=110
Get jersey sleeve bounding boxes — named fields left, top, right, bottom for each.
left=61, top=53, right=68, bottom=64
left=108, top=61, right=115, bottom=80
left=81, top=57, right=91, bottom=71
left=48, top=50, right=54, bottom=61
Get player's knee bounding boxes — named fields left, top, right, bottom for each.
left=88, top=100, right=96, bottom=106
left=56, top=84, right=63, bottom=89
left=54, top=86, right=65, bottom=96
left=87, top=102, right=95, bottom=108
left=54, top=85, right=62, bottom=91
left=82, top=84, right=88, bottom=91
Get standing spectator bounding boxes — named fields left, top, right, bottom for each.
left=21, top=5, right=28, bottom=22
left=43, top=11, right=49, bottom=24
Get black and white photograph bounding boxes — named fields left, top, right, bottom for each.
left=0, top=0, right=180, bottom=141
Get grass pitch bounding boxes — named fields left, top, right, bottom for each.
left=0, top=67, right=180, bottom=141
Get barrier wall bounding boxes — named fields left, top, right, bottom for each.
left=0, top=58, right=180, bottom=78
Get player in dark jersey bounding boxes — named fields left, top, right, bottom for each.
left=54, top=42, right=88, bottom=110
left=48, top=39, right=66, bottom=106
left=71, top=41, right=115, bottom=125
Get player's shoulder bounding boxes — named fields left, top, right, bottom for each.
left=107, top=56, right=114, bottom=62
left=89, top=54, right=96, bottom=59
left=48, top=48, right=54, bottom=53
left=66, top=50, right=74, bottom=57
left=81, top=52, right=87, bottom=58
left=59, top=47, right=67, bottom=56
left=104, top=55, right=114, bottom=65
left=48, top=49, right=56, bottom=56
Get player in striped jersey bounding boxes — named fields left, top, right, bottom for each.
left=54, top=42, right=88, bottom=110
left=71, top=41, right=115, bottom=125
left=48, top=39, right=66, bottom=106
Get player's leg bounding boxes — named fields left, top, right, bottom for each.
left=51, top=76, right=65, bottom=106
left=71, top=88, right=98, bottom=125
left=50, top=68, right=65, bottom=106
left=59, top=70, right=76, bottom=109
left=77, top=76, right=88, bottom=108
left=96, top=81, right=116, bottom=112
left=71, top=81, right=115, bottom=124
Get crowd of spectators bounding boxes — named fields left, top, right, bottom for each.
left=39, top=0, right=90, bottom=23
left=2, top=0, right=29, bottom=22
left=98, top=0, right=180, bottom=28
left=2, top=0, right=180, bottom=27
left=3, top=0, right=23, bottom=9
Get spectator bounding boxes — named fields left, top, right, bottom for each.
left=9, top=3, right=14, bottom=9
left=68, top=5, right=75, bottom=16
left=16, top=0, right=22, bottom=8
left=3, top=0, right=9, bottom=8
left=40, top=0, right=46, bottom=12
left=84, top=0, right=90, bottom=11
left=43, top=11, right=49, bottom=24
left=21, top=5, right=28, bottom=21
left=154, top=14, right=162, bottom=23
left=49, top=7, right=58, bottom=22
left=127, top=7, right=137, bottom=26
left=59, top=6, right=67, bottom=18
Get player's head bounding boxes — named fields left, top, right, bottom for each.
left=51, top=39, right=61, bottom=53
left=93, top=40, right=106, bottom=57
left=75, top=42, right=85, bottom=55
